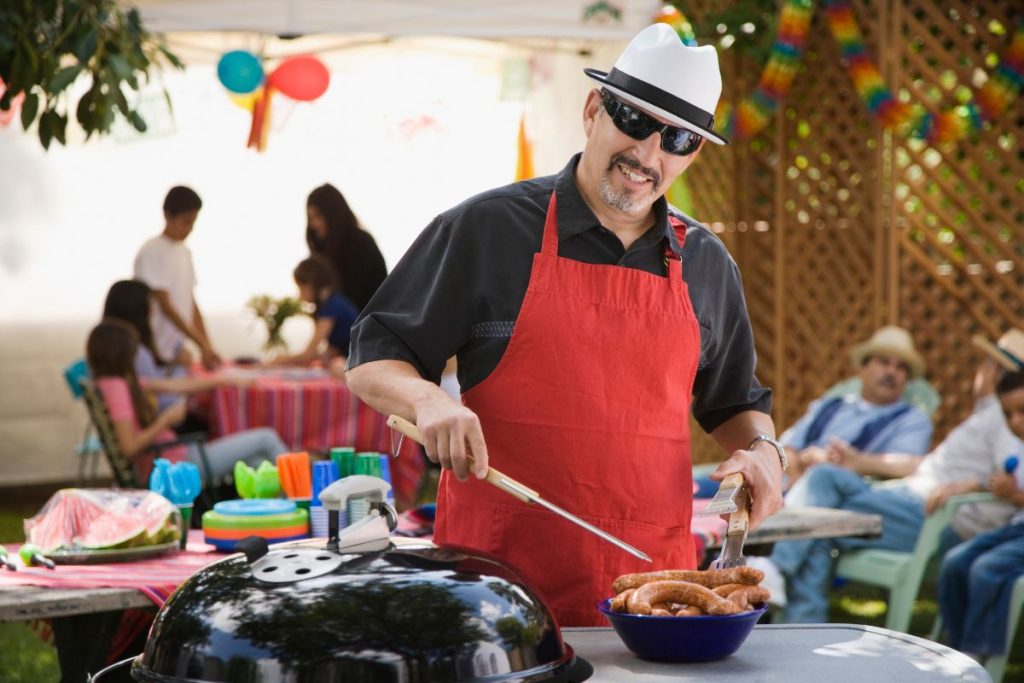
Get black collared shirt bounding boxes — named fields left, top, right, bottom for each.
left=349, top=154, right=771, bottom=433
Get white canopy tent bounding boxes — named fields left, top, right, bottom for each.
left=1, top=2, right=664, bottom=485
left=129, top=0, right=664, bottom=40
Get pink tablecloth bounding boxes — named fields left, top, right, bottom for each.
left=205, top=372, right=425, bottom=507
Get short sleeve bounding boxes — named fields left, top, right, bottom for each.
left=348, top=212, right=479, bottom=384
left=96, top=377, right=136, bottom=423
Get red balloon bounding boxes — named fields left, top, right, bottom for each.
left=268, top=56, right=330, bottom=101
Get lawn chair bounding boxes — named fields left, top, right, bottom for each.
left=986, top=574, right=1024, bottom=683
left=834, top=491, right=996, bottom=633
left=79, top=377, right=216, bottom=492
left=824, top=376, right=940, bottom=417
left=62, top=358, right=103, bottom=485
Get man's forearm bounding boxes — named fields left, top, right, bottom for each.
left=849, top=452, right=921, bottom=479
left=709, top=410, right=777, bottom=454
left=346, top=359, right=456, bottom=421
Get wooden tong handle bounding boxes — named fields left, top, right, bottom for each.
left=387, top=414, right=538, bottom=503
left=725, top=473, right=749, bottom=535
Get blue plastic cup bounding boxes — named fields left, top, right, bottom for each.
left=311, top=460, right=339, bottom=507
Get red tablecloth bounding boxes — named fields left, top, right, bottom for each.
left=203, top=369, right=425, bottom=508
left=0, top=533, right=220, bottom=607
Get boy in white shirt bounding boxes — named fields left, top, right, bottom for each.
left=133, top=186, right=221, bottom=369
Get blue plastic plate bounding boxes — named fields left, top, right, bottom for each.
left=213, top=499, right=296, bottom=516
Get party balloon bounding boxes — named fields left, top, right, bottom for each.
left=268, top=55, right=330, bottom=102
left=228, top=89, right=260, bottom=111
left=217, top=50, right=264, bottom=94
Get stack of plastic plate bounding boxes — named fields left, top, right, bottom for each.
left=202, top=499, right=309, bottom=551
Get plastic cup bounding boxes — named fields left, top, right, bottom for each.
left=177, top=504, right=193, bottom=550
left=311, top=460, right=339, bottom=507
left=331, top=446, right=356, bottom=477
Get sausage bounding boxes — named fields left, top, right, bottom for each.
left=609, top=588, right=634, bottom=613
left=626, top=580, right=742, bottom=616
left=675, top=605, right=703, bottom=617
left=711, top=583, right=748, bottom=597
left=612, top=567, right=764, bottom=594
left=725, top=585, right=771, bottom=610
left=650, top=604, right=673, bottom=617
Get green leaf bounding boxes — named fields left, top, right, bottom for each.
left=38, top=111, right=53, bottom=149
left=20, top=90, right=38, bottom=130
left=47, top=64, right=83, bottom=94
left=72, top=27, right=98, bottom=62
left=130, top=110, right=146, bottom=132
left=112, top=85, right=129, bottom=115
left=53, top=112, right=67, bottom=145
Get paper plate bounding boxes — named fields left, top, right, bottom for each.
left=213, top=499, right=296, bottom=516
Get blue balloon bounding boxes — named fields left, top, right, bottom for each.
left=217, top=50, right=264, bottom=94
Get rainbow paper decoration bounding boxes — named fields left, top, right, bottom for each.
left=658, top=1, right=815, bottom=141
left=822, top=0, right=1024, bottom=145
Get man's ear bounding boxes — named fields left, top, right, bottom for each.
left=582, top=89, right=602, bottom=137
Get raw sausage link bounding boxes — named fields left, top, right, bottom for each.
left=626, top=580, right=742, bottom=616
left=609, top=588, right=634, bottom=613
left=675, top=605, right=703, bottom=617
left=711, top=583, right=748, bottom=597
left=612, top=567, right=764, bottom=594
left=725, top=585, right=771, bottom=610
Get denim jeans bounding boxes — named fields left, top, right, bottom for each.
left=771, top=464, right=925, bottom=623
left=187, top=427, right=288, bottom=481
left=938, top=522, right=1024, bottom=655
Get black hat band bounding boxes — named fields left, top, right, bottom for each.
left=604, top=67, right=715, bottom=130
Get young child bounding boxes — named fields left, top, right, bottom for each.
left=272, top=255, right=359, bottom=366
left=87, top=320, right=287, bottom=483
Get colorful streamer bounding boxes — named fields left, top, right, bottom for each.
left=822, top=0, right=1024, bottom=144
left=658, top=1, right=815, bottom=141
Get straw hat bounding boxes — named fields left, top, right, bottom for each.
left=583, top=23, right=728, bottom=145
left=972, top=329, right=1024, bottom=372
left=850, top=326, right=926, bottom=378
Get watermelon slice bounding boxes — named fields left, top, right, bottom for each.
left=24, top=488, right=179, bottom=552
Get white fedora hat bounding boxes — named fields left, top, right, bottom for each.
left=850, top=326, right=926, bottom=378
left=972, top=328, right=1024, bottom=372
left=584, top=23, right=728, bottom=145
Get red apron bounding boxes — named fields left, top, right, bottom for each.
left=434, top=192, right=701, bottom=626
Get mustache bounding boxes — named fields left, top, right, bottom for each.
left=878, top=374, right=898, bottom=387
left=607, top=153, right=661, bottom=187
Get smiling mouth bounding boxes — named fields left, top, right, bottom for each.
left=609, top=154, right=660, bottom=188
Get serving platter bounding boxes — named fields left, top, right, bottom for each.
left=46, top=541, right=179, bottom=565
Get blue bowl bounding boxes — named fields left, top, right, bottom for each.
left=597, top=598, right=768, bottom=662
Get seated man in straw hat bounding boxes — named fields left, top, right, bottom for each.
left=760, top=328, right=1024, bottom=623
left=781, top=325, right=933, bottom=483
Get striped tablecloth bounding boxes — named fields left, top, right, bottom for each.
left=0, top=534, right=220, bottom=606
left=206, top=371, right=425, bottom=507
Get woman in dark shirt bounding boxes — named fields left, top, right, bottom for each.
left=305, top=183, right=387, bottom=311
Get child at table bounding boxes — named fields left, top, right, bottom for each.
left=271, top=255, right=359, bottom=367
left=87, top=319, right=288, bottom=483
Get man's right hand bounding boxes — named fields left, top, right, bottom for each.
left=413, top=399, right=489, bottom=481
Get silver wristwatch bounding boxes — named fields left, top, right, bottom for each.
left=748, top=434, right=789, bottom=472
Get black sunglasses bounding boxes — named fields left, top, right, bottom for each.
left=600, top=89, right=703, bottom=157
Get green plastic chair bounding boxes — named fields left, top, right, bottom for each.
left=985, top=574, right=1024, bottom=683
left=834, top=491, right=995, bottom=633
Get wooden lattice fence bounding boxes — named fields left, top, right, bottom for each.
left=685, top=0, right=1024, bottom=464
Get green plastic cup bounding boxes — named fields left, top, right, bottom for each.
left=331, top=446, right=356, bottom=478
left=177, top=504, right=193, bottom=550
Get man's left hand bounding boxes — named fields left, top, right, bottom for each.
left=709, top=445, right=784, bottom=530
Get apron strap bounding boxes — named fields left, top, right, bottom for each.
left=541, top=192, right=560, bottom=256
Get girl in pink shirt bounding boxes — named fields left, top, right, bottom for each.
left=87, top=320, right=287, bottom=484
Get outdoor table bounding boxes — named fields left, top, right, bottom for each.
left=563, top=625, right=990, bottom=681
left=692, top=501, right=882, bottom=551
left=199, top=366, right=425, bottom=505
